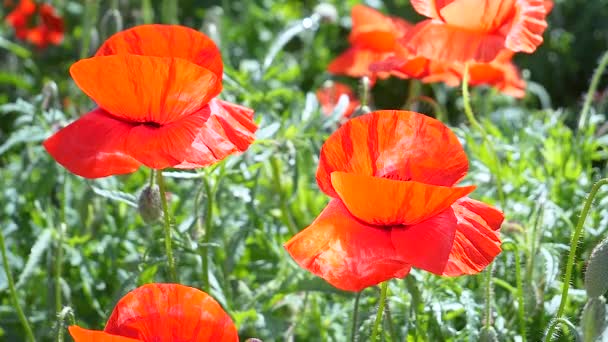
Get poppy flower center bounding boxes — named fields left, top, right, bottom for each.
left=142, top=121, right=162, bottom=128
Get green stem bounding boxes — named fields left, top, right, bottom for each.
left=544, top=178, right=608, bottom=341
left=156, top=170, right=178, bottom=283
left=503, top=241, right=526, bottom=342
left=0, top=230, right=35, bottom=342
left=483, top=263, right=494, bottom=329
left=270, top=157, right=297, bottom=234
left=55, top=224, right=64, bottom=314
left=141, top=0, right=154, bottom=24
left=544, top=317, right=578, bottom=341
left=200, top=177, right=213, bottom=293
left=462, top=65, right=506, bottom=208
left=80, top=0, right=99, bottom=59
left=370, top=282, right=389, bottom=341
left=350, top=292, right=361, bottom=342
left=149, top=169, right=155, bottom=187
left=577, top=49, right=608, bottom=132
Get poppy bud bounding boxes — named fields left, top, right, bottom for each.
left=580, top=297, right=607, bottom=342
left=138, top=185, right=162, bottom=223
left=479, top=326, right=498, bottom=342
left=585, top=237, right=608, bottom=298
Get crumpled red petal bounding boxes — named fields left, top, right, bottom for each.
left=174, top=99, right=257, bottom=169
left=284, top=199, right=411, bottom=292
left=442, top=197, right=503, bottom=276
left=70, top=54, right=221, bottom=125
left=331, top=171, right=475, bottom=225
left=504, top=0, right=550, bottom=54
left=317, top=110, right=469, bottom=197
left=316, top=82, right=360, bottom=118
left=69, top=326, right=142, bottom=342
left=391, top=208, right=458, bottom=275
left=104, top=283, right=238, bottom=342
left=96, top=24, right=223, bottom=78
left=43, top=108, right=141, bottom=178
left=349, top=4, right=410, bottom=51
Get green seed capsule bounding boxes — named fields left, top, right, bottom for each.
left=138, top=185, right=162, bottom=223
left=585, top=237, right=608, bottom=298
left=479, top=326, right=498, bottom=342
left=580, top=297, right=606, bottom=342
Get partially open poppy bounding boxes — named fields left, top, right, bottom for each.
left=5, top=0, right=64, bottom=48
left=327, top=5, right=411, bottom=80
left=43, top=25, right=257, bottom=178
left=285, top=111, right=503, bottom=291
left=403, top=0, right=553, bottom=63
left=68, top=283, right=238, bottom=342
left=316, top=82, right=360, bottom=118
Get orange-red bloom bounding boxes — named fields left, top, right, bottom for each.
left=403, top=0, right=552, bottom=63
left=327, top=5, right=411, bottom=80
left=5, top=0, right=64, bottom=48
left=285, top=111, right=503, bottom=291
left=43, top=25, right=257, bottom=178
left=316, top=82, right=360, bottom=118
left=69, top=283, right=238, bottom=342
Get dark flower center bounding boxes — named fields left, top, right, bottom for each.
left=142, top=121, right=162, bottom=128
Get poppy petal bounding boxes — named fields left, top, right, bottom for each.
left=70, top=54, right=221, bottom=124
left=404, top=20, right=505, bottom=63
left=327, top=47, right=392, bottom=79
left=504, top=0, right=550, bottom=54
left=104, top=283, right=238, bottom=342
left=349, top=5, right=407, bottom=51
left=43, top=108, right=141, bottom=178
left=391, top=208, right=458, bottom=275
left=331, top=171, right=475, bottom=225
left=439, top=0, right=515, bottom=33
left=68, top=326, right=143, bottom=342
left=410, top=0, right=443, bottom=19
left=316, top=82, right=360, bottom=118
left=174, top=99, right=257, bottom=168
left=96, top=24, right=223, bottom=78
left=317, top=110, right=469, bottom=197
left=284, top=199, right=411, bottom=292
left=442, top=197, right=503, bottom=276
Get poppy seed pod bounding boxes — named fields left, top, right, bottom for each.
left=138, top=185, right=162, bottom=223
left=585, top=237, right=608, bottom=298
left=580, top=297, right=607, bottom=342
left=479, top=326, right=498, bottom=342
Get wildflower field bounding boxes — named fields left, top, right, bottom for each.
left=2, top=0, right=608, bottom=341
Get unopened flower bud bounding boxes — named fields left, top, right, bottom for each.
left=138, top=185, right=162, bottom=223
left=585, top=237, right=608, bottom=298
left=479, top=326, right=498, bottom=342
left=580, top=297, right=607, bottom=342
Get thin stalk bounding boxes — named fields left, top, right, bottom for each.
left=384, top=298, right=398, bottom=342
left=503, top=241, right=526, bottom=341
left=544, top=178, right=608, bottom=341
left=483, top=263, right=494, bottom=329
left=0, top=230, right=35, bottom=342
left=141, top=0, right=154, bottom=24
left=577, top=49, right=608, bottom=132
left=270, top=157, right=297, bottom=234
left=80, top=0, right=99, bottom=59
left=370, top=282, right=389, bottom=341
left=350, top=292, right=362, bottom=342
left=56, top=307, right=75, bottom=342
left=149, top=169, right=155, bottom=187
left=462, top=64, right=506, bottom=207
left=55, top=224, right=64, bottom=313
left=200, top=177, right=213, bottom=293
left=156, top=170, right=178, bottom=283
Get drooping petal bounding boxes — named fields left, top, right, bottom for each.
left=104, top=284, right=238, bottom=342
left=327, top=47, right=393, bottom=79
left=442, top=197, right=503, bottom=276
left=504, top=0, right=550, bottom=54
left=95, top=24, right=223, bottom=78
left=69, top=326, right=143, bottom=342
left=317, top=110, right=469, bottom=197
left=465, top=50, right=526, bottom=98
left=43, top=108, right=141, bottom=178
left=331, top=171, right=475, bottom=225
left=284, top=199, right=411, bottom=292
left=391, top=208, right=458, bottom=275
left=174, top=99, right=257, bottom=169
left=70, top=54, right=221, bottom=124
left=349, top=5, right=410, bottom=51
left=316, top=82, right=360, bottom=118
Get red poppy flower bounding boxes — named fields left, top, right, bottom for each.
left=43, top=25, right=257, bottom=178
left=403, top=0, right=553, bottom=63
left=284, top=111, right=503, bottom=291
left=68, top=283, right=238, bottom=342
left=327, top=5, right=411, bottom=80
left=5, top=0, right=64, bottom=48
left=316, top=82, right=360, bottom=118
left=372, top=49, right=526, bottom=98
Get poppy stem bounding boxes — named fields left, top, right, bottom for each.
left=350, top=291, right=361, bottom=342
left=156, top=170, right=178, bottom=283
left=483, top=263, right=494, bottom=329
left=502, top=241, right=526, bottom=342
left=0, top=229, right=35, bottom=342
left=370, top=282, right=389, bottom=341
left=200, top=177, right=214, bottom=293
left=577, top=49, right=608, bottom=133
left=543, top=178, right=608, bottom=341
left=462, top=64, right=506, bottom=208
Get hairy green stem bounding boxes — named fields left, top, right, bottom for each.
left=544, top=178, right=608, bottom=341
left=350, top=292, right=361, bottom=342
left=503, top=241, right=526, bottom=341
left=371, top=282, right=389, bottom=341
left=200, top=177, right=213, bottom=293
left=0, top=230, right=35, bottom=342
left=483, top=263, right=494, bottom=329
left=577, top=49, right=608, bottom=132
left=156, top=171, right=178, bottom=283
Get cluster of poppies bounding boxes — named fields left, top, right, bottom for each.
left=5, top=0, right=64, bottom=49
left=16, top=1, right=553, bottom=340
left=318, top=1, right=553, bottom=116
